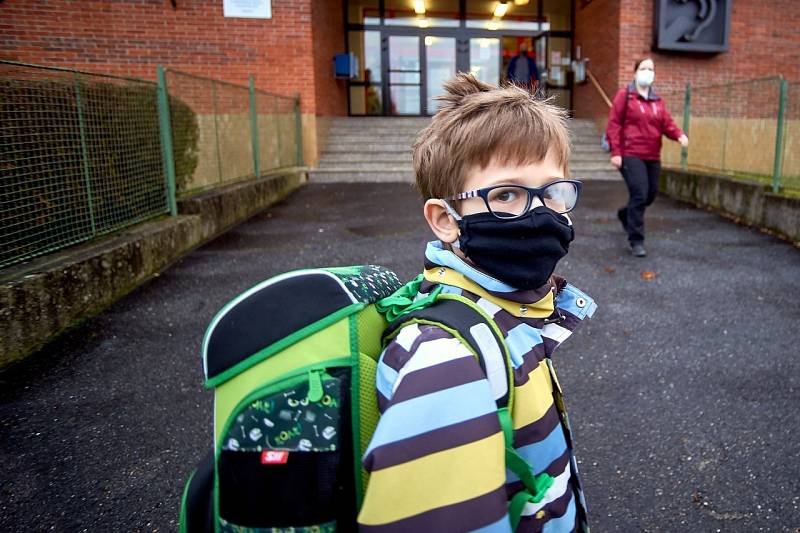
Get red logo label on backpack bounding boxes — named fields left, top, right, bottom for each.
left=260, top=450, right=289, bottom=465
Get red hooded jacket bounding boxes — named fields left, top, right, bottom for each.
left=606, top=83, right=684, bottom=161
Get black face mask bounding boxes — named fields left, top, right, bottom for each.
left=455, top=206, right=574, bottom=290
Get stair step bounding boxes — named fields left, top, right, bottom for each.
left=570, top=164, right=614, bottom=171
left=323, top=142, right=412, bottom=152
left=325, top=134, right=420, bottom=143
left=569, top=153, right=611, bottom=162
left=320, top=152, right=412, bottom=163
left=316, top=162, right=413, bottom=171
left=309, top=169, right=415, bottom=182
left=569, top=171, right=621, bottom=181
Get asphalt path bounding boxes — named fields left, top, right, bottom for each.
left=1, top=180, right=798, bottom=532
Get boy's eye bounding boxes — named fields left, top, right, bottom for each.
left=486, top=186, right=530, bottom=217
left=489, top=187, right=522, bottom=203
left=496, top=191, right=516, bottom=202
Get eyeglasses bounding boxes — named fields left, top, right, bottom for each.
left=444, top=180, right=582, bottom=219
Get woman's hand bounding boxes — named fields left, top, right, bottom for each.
left=679, top=134, right=689, bottom=148
left=610, top=155, right=622, bottom=168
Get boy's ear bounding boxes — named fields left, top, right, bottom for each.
left=423, top=199, right=460, bottom=244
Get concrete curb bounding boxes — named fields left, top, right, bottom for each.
left=0, top=170, right=306, bottom=369
left=660, top=168, right=800, bottom=244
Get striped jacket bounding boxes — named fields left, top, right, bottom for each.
left=358, top=241, right=597, bottom=532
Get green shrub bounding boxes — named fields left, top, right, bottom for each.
left=0, top=76, right=198, bottom=268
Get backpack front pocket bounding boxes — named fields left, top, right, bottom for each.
left=218, top=368, right=353, bottom=531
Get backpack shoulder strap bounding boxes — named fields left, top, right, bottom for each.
left=621, top=84, right=631, bottom=124
left=383, top=293, right=513, bottom=410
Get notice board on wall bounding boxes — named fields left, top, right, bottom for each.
left=224, top=0, right=271, bottom=19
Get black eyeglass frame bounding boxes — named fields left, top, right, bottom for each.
left=444, top=179, right=583, bottom=219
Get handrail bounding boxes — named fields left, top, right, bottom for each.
left=586, top=67, right=612, bottom=108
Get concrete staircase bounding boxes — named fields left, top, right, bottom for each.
left=309, top=117, right=618, bottom=183
left=566, top=119, right=621, bottom=181
left=310, top=117, right=424, bottom=183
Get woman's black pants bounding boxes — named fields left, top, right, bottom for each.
left=617, top=157, right=661, bottom=245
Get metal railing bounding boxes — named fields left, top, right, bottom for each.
left=0, top=61, right=170, bottom=270
left=659, top=76, right=799, bottom=194
left=161, top=68, right=302, bottom=194
left=1, top=61, right=303, bottom=270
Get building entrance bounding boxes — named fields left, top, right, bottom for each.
left=346, top=1, right=573, bottom=116
left=384, top=33, right=502, bottom=115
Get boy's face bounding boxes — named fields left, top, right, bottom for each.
left=457, top=149, right=566, bottom=216
left=422, top=148, right=570, bottom=260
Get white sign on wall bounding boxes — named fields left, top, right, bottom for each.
left=223, top=0, right=271, bottom=19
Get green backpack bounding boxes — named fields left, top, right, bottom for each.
left=179, top=265, right=553, bottom=532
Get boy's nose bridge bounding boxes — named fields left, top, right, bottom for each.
left=530, top=195, right=545, bottom=208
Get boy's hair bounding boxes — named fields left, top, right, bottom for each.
left=413, top=73, right=571, bottom=200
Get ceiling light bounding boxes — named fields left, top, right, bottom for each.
left=413, top=0, right=426, bottom=14
left=493, top=1, right=509, bottom=17
left=514, top=0, right=530, bottom=5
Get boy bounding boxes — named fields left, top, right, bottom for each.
left=357, top=73, right=597, bottom=532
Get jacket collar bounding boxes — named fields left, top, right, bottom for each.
left=423, top=241, right=556, bottom=318
left=627, top=81, right=661, bottom=101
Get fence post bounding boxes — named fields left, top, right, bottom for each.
left=156, top=66, right=178, bottom=216
left=249, top=75, right=261, bottom=178
left=681, top=83, right=691, bottom=171
left=73, top=71, right=97, bottom=234
left=275, top=95, right=283, bottom=168
left=212, top=80, right=223, bottom=183
left=294, top=94, right=304, bottom=166
left=772, top=78, right=788, bottom=194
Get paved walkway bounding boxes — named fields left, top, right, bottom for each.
left=1, top=181, right=798, bottom=531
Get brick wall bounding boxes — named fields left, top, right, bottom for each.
left=574, top=0, right=800, bottom=121
left=311, top=0, right=347, bottom=117
left=0, top=0, right=347, bottom=116
left=574, top=0, right=621, bottom=121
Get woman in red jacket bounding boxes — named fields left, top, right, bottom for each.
left=606, top=58, right=689, bottom=257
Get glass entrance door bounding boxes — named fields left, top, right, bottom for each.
left=387, top=35, right=421, bottom=115
left=424, top=36, right=456, bottom=115
left=469, top=37, right=501, bottom=85
left=346, top=0, right=575, bottom=116
left=531, top=33, right=572, bottom=110
left=386, top=34, right=458, bottom=116
left=386, top=34, right=498, bottom=116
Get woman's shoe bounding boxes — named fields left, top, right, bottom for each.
left=630, top=243, right=647, bottom=257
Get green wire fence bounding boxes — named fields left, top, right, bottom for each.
left=660, top=76, right=799, bottom=195
left=162, top=68, right=302, bottom=194
left=1, top=61, right=303, bottom=270
left=0, top=61, right=172, bottom=270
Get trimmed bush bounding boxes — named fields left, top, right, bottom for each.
left=0, top=76, right=198, bottom=268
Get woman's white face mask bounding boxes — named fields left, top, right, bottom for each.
left=636, top=69, right=655, bottom=87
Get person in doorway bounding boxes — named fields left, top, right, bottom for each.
left=605, top=58, right=688, bottom=257
left=505, top=42, right=540, bottom=92
left=364, top=68, right=382, bottom=115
